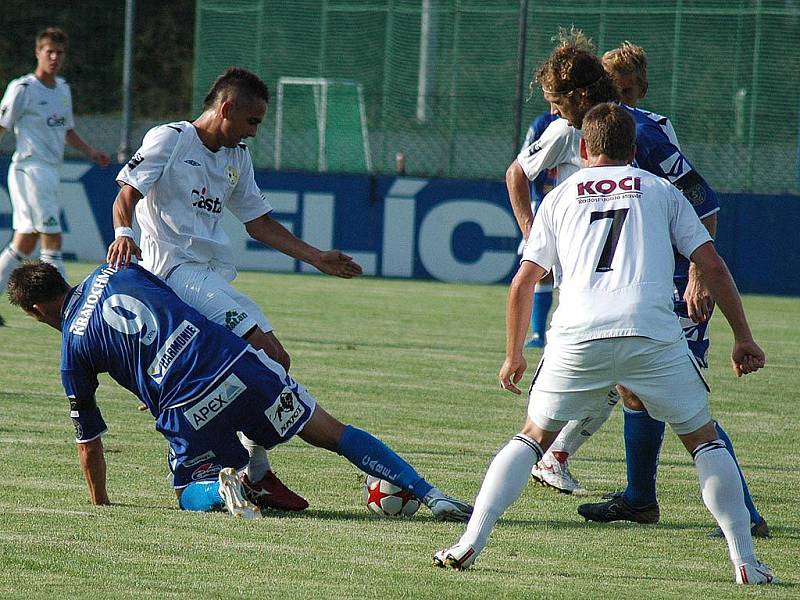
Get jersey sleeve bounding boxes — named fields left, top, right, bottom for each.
left=633, top=119, right=719, bottom=220
left=516, top=119, right=570, bottom=181
left=63, top=81, right=75, bottom=130
left=0, top=79, right=28, bottom=130
left=668, top=185, right=714, bottom=260
left=61, top=351, right=107, bottom=443
left=520, top=195, right=556, bottom=271
left=226, top=148, right=273, bottom=223
left=116, top=124, right=181, bottom=197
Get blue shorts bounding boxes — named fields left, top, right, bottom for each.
left=673, top=278, right=711, bottom=367
left=160, top=349, right=317, bottom=488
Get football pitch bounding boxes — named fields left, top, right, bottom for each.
left=0, top=263, right=797, bottom=599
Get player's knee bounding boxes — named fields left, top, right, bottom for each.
left=298, top=405, right=345, bottom=452
left=618, top=385, right=645, bottom=411
left=246, top=330, right=291, bottom=371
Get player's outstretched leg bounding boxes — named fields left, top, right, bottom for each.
left=435, top=422, right=550, bottom=571
left=531, top=388, right=619, bottom=494
left=685, top=428, right=776, bottom=584
left=297, top=405, right=473, bottom=522
left=707, top=421, right=769, bottom=539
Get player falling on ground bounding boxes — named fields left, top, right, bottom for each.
left=0, top=27, right=110, bottom=326
left=518, top=37, right=768, bottom=539
left=433, top=104, right=775, bottom=584
left=519, top=108, right=559, bottom=348
left=7, top=261, right=473, bottom=522
left=106, top=67, right=363, bottom=512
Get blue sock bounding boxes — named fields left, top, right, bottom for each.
left=337, top=425, right=433, bottom=498
left=178, top=480, right=224, bottom=512
left=715, top=421, right=762, bottom=524
left=531, top=288, right=553, bottom=339
left=622, top=407, right=665, bottom=507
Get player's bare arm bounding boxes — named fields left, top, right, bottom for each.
left=499, top=260, right=546, bottom=394
left=505, top=160, right=535, bottom=238
left=77, top=436, right=110, bottom=505
left=65, top=128, right=110, bottom=167
left=689, top=241, right=765, bottom=377
left=685, top=212, right=718, bottom=323
left=107, top=184, right=143, bottom=268
left=244, top=213, right=363, bottom=278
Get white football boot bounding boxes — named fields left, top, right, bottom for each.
left=530, top=454, right=588, bottom=495
left=433, top=543, right=478, bottom=570
left=735, top=561, right=778, bottom=585
left=218, top=467, right=261, bottom=520
left=423, top=488, right=474, bottom=522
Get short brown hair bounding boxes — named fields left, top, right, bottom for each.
left=533, top=29, right=618, bottom=103
left=203, top=67, right=269, bottom=109
left=7, top=262, right=69, bottom=313
left=36, top=27, right=69, bottom=50
left=602, top=42, right=648, bottom=88
left=582, top=103, right=636, bottom=161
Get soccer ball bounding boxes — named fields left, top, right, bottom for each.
left=363, top=475, right=420, bottom=517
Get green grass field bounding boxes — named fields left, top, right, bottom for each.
left=0, top=263, right=797, bottom=599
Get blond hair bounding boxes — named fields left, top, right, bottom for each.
left=602, top=42, right=648, bottom=87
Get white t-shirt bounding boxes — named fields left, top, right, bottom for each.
left=0, top=74, right=74, bottom=166
left=516, top=118, right=582, bottom=185
left=522, top=165, right=712, bottom=343
left=117, top=121, right=272, bottom=279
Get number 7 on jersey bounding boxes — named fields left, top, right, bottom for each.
left=589, top=208, right=629, bottom=272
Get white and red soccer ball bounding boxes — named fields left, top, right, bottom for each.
left=363, top=475, right=420, bottom=517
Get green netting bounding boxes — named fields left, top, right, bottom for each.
left=194, top=0, right=800, bottom=194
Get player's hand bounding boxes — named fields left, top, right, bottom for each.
left=91, top=149, right=111, bottom=168
left=316, top=250, right=363, bottom=279
left=685, top=269, right=715, bottom=323
left=107, top=235, right=142, bottom=269
left=731, top=339, right=765, bottom=377
left=498, top=355, right=527, bottom=395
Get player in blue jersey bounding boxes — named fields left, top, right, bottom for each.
left=505, top=33, right=766, bottom=535
left=520, top=109, right=559, bottom=348
left=7, top=261, right=473, bottom=522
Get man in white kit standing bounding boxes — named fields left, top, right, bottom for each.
left=433, top=103, right=774, bottom=585
left=0, top=27, right=110, bottom=324
left=106, top=67, right=362, bottom=511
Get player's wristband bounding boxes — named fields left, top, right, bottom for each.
left=114, top=226, right=135, bottom=240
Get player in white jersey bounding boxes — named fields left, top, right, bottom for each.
left=433, top=104, right=775, bottom=585
left=0, top=27, right=110, bottom=321
left=106, top=67, right=362, bottom=512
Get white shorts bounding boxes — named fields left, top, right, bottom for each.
left=7, top=162, right=61, bottom=234
left=166, top=262, right=272, bottom=338
left=528, top=336, right=711, bottom=435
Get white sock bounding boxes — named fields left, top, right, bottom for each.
left=694, top=440, right=756, bottom=566
left=0, top=244, right=29, bottom=290
left=545, top=388, right=619, bottom=461
left=459, top=434, right=543, bottom=554
left=39, top=249, right=66, bottom=279
left=237, top=432, right=272, bottom=481
left=534, top=282, right=553, bottom=293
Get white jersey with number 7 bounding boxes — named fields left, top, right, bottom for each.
left=522, top=165, right=712, bottom=344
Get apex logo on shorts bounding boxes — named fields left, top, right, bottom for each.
left=184, top=373, right=247, bottom=430
left=265, top=387, right=306, bottom=437
left=148, top=320, right=199, bottom=384
left=191, top=187, right=222, bottom=214
left=224, top=310, right=248, bottom=331
left=577, top=176, right=641, bottom=197
left=46, top=114, right=67, bottom=127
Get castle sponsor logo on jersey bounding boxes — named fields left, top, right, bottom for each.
left=183, top=450, right=217, bottom=468
left=577, top=176, right=641, bottom=197
left=191, top=462, right=223, bottom=481
left=659, top=151, right=691, bottom=183
left=191, top=186, right=222, bottom=214
left=361, top=455, right=399, bottom=482
left=46, top=114, right=67, bottom=127
left=147, top=320, right=199, bottom=384
left=224, top=310, right=248, bottom=331
left=225, top=165, right=239, bottom=187
left=126, top=152, right=144, bottom=171
left=68, top=265, right=118, bottom=336
left=184, top=373, right=247, bottom=430
left=264, top=387, right=306, bottom=437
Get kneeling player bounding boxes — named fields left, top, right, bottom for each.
left=8, top=262, right=473, bottom=522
